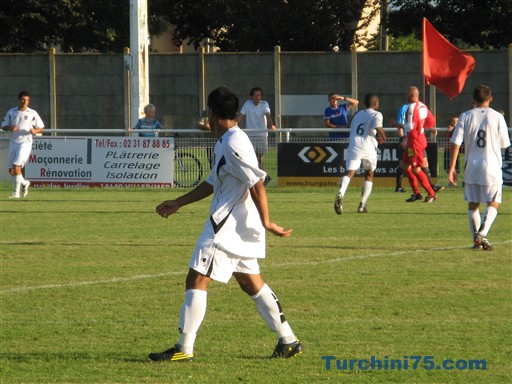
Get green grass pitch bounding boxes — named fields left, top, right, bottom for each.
left=1, top=184, right=511, bottom=383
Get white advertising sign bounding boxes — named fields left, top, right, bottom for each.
left=26, top=136, right=174, bottom=187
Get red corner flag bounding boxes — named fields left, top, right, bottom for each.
left=423, top=18, right=475, bottom=99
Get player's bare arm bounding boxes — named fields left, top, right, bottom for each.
left=376, top=127, right=387, bottom=144
left=324, top=119, right=336, bottom=128
left=249, top=179, right=293, bottom=237
left=344, top=96, right=359, bottom=109
left=447, top=143, right=461, bottom=185
left=156, top=181, right=213, bottom=218
left=265, top=112, right=277, bottom=130
left=2, top=125, right=18, bottom=131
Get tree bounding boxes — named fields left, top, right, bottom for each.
left=0, top=0, right=381, bottom=53
left=169, top=0, right=381, bottom=52
left=388, top=0, right=512, bottom=49
left=0, top=0, right=171, bottom=53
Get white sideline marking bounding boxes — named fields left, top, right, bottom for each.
left=2, top=241, right=510, bottom=294
left=2, top=271, right=185, bottom=294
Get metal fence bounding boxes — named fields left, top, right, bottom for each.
left=169, top=128, right=456, bottom=188
left=1, top=127, right=492, bottom=187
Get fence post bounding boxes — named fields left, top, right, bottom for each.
left=274, top=45, right=282, bottom=140
left=509, top=43, right=512, bottom=127
left=199, top=45, right=206, bottom=114
left=48, top=47, right=57, bottom=134
left=123, top=47, right=131, bottom=136
left=351, top=44, right=358, bottom=111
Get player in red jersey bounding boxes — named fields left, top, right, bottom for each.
left=402, top=86, right=437, bottom=203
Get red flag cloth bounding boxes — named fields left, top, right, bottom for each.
left=423, top=18, right=475, bottom=99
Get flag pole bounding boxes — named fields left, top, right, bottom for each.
left=422, top=18, right=436, bottom=125
left=421, top=18, right=426, bottom=103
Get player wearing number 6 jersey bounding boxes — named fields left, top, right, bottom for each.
left=334, top=93, right=386, bottom=214
left=448, top=85, right=510, bottom=250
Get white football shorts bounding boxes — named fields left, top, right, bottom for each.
left=346, top=157, right=377, bottom=172
left=189, top=234, right=260, bottom=284
left=9, top=142, right=32, bottom=168
left=464, top=183, right=502, bottom=204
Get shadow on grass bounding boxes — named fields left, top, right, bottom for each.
left=0, top=241, right=192, bottom=247
left=0, top=352, right=152, bottom=364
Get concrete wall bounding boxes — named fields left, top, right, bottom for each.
left=1, top=49, right=510, bottom=133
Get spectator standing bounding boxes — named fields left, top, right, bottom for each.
left=324, top=92, right=359, bottom=139
left=1, top=91, right=44, bottom=198
left=236, top=87, right=276, bottom=185
left=132, top=103, right=163, bottom=137
left=198, top=109, right=214, bottom=168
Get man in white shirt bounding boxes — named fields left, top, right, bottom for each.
left=1, top=91, right=44, bottom=198
left=149, top=86, right=302, bottom=362
left=448, top=85, right=510, bottom=250
left=236, top=87, right=276, bottom=184
left=334, top=93, right=386, bottom=214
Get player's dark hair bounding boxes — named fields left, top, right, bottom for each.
left=249, top=86, right=263, bottom=96
left=207, top=86, right=239, bottom=120
left=364, top=93, right=378, bottom=108
left=18, top=91, right=29, bottom=99
left=473, top=85, right=492, bottom=104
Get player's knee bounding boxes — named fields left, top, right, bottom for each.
left=235, top=273, right=264, bottom=296
left=468, top=202, right=480, bottom=211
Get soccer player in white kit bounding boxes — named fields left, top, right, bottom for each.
left=1, top=91, right=44, bottom=198
left=149, top=86, right=301, bottom=362
left=334, top=93, right=387, bottom=214
left=448, top=85, right=510, bottom=250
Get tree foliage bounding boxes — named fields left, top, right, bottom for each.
left=388, top=0, right=512, bottom=49
left=0, top=0, right=171, bottom=53
left=0, top=0, right=380, bottom=53
left=1, top=0, right=510, bottom=53
left=169, top=0, right=380, bottom=52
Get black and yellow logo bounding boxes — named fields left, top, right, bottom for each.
left=298, top=146, right=338, bottom=163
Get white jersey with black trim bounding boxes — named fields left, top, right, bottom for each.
left=205, top=126, right=267, bottom=258
left=451, top=107, right=510, bottom=185
left=1, top=107, right=44, bottom=144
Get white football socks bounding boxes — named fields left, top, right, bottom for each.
left=468, top=209, right=481, bottom=236
left=360, top=180, right=373, bottom=207
left=478, top=206, right=498, bottom=237
left=177, top=289, right=207, bottom=355
left=338, top=176, right=351, bottom=196
left=14, top=174, right=25, bottom=196
left=251, top=284, right=296, bottom=344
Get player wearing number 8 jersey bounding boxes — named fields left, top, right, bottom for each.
left=448, top=85, right=510, bottom=250
left=334, top=93, right=386, bottom=214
